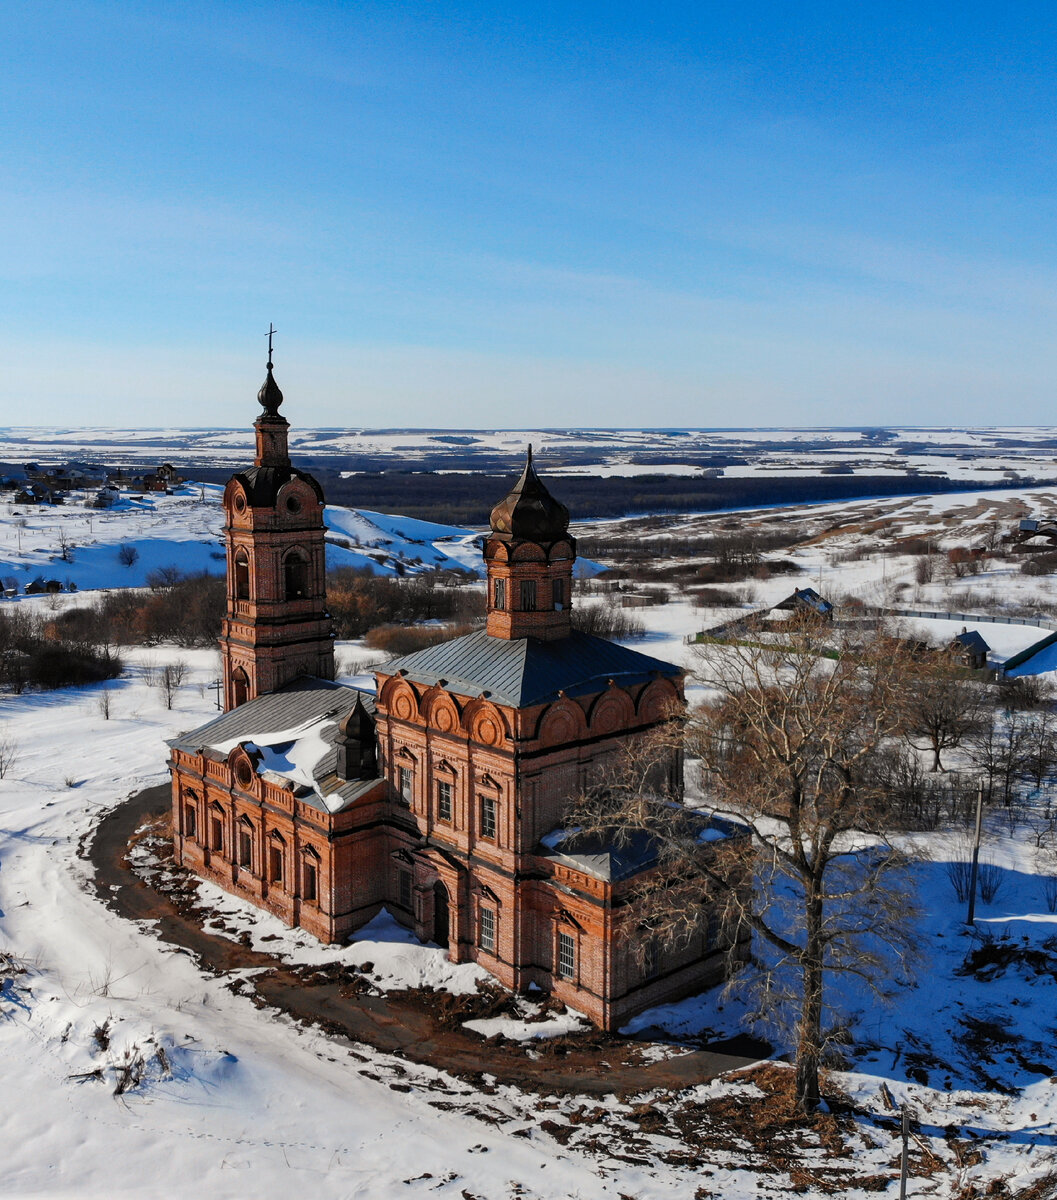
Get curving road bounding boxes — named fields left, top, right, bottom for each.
left=89, top=784, right=769, bottom=1097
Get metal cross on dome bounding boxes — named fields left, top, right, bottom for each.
left=266, top=323, right=278, bottom=366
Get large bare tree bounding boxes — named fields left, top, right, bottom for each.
left=902, top=662, right=986, bottom=771
left=567, top=616, right=927, bottom=1114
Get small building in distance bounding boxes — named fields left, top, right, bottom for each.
left=773, top=587, right=834, bottom=620
left=949, top=628, right=989, bottom=671
left=168, top=360, right=742, bottom=1031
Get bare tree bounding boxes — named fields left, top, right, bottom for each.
left=569, top=615, right=926, bottom=1115
left=970, top=707, right=1031, bottom=809
left=0, top=727, right=20, bottom=778
left=56, top=527, right=73, bottom=563
left=158, top=660, right=188, bottom=709
left=98, top=685, right=113, bottom=721
left=117, top=544, right=139, bottom=568
left=903, top=665, right=986, bottom=771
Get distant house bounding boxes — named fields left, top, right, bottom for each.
left=1012, top=517, right=1057, bottom=546
left=14, top=484, right=52, bottom=505
left=774, top=587, right=834, bottom=620
left=24, top=577, right=62, bottom=595
left=949, top=628, right=989, bottom=670
left=620, top=591, right=666, bottom=608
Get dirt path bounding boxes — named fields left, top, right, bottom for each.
left=88, top=785, right=769, bottom=1097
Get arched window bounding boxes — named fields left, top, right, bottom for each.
left=237, top=817, right=254, bottom=870
left=301, top=848, right=319, bottom=902
left=209, top=804, right=225, bottom=853
left=234, top=549, right=250, bottom=599
left=268, top=833, right=285, bottom=885
left=284, top=548, right=309, bottom=600
left=231, top=667, right=249, bottom=708
left=184, top=791, right=199, bottom=840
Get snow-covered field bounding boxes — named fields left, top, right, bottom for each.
left=4, top=424, right=1057, bottom=482
left=3, top=460, right=1057, bottom=1197
left=0, top=484, right=490, bottom=591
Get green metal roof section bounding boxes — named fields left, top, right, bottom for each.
left=384, top=629, right=681, bottom=708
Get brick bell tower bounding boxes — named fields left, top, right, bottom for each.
left=484, top=446, right=577, bottom=641
left=219, top=348, right=334, bottom=710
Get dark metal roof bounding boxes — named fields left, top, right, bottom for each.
left=384, top=629, right=681, bottom=708
left=776, top=587, right=833, bottom=615
left=168, top=677, right=379, bottom=814
left=232, top=462, right=324, bottom=506
left=540, top=814, right=745, bottom=882
left=953, top=630, right=990, bottom=652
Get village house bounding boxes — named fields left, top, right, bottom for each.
left=948, top=628, right=989, bottom=670
left=167, top=360, right=741, bottom=1030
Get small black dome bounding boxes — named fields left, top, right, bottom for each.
left=258, top=365, right=284, bottom=415
left=489, top=447, right=570, bottom=543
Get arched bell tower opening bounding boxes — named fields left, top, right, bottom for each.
left=484, top=446, right=576, bottom=642
left=219, top=350, right=335, bottom=710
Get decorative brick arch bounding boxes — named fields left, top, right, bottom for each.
left=636, top=678, right=683, bottom=724
left=587, top=687, right=635, bottom=736
left=228, top=745, right=259, bottom=791
left=277, top=478, right=319, bottom=519
left=509, top=541, right=547, bottom=563
left=462, top=699, right=509, bottom=748
left=422, top=688, right=461, bottom=734
left=536, top=698, right=588, bottom=747
left=547, top=539, right=575, bottom=563
left=380, top=676, right=421, bottom=723
left=224, top=478, right=251, bottom=521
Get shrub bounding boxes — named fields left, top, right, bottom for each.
left=364, top=622, right=476, bottom=658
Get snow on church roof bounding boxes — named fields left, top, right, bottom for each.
left=168, top=676, right=379, bottom=814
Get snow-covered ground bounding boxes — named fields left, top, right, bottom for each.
left=0, top=484, right=490, bottom=591
left=3, top=466, right=1057, bottom=1196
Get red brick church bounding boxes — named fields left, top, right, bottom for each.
left=168, top=359, right=736, bottom=1030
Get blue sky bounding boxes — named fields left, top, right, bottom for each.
left=5, top=2, right=1057, bottom=428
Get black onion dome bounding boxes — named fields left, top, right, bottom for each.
left=338, top=692, right=374, bottom=740
left=489, top=446, right=570, bottom=542
left=257, top=364, right=284, bottom=415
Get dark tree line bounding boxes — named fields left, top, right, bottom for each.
left=0, top=607, right=122, bottom=691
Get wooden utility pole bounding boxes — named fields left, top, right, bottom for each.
left=899, top=1104, right=910, bottom=1199
left=967, top=783, right=984, bottom=924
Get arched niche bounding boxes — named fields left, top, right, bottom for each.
left=462, top=699, right=510, bottom=748
left=228, top=744, right=260, bottom=790
left=423, top=689, right=461, bottom=734
left=510, top=541, right=547, bottom=563
left=547, top=539, right=575, bottom=563
left=277, top=479, right=316, bottom=518
left=231, top=666, right=250, bottom=708
left=282, top=546, right=310, bottom=600
left=380, top=677, right=420, bottom=722
left=636, top=678, right=683, bottom=724
left=224, top=480, right=250, bottom=519
left=587, top=688, right=635, bottom=736
left=536, top=700, right=587, bottom=748
left=233, top=548, right=250, bottom=599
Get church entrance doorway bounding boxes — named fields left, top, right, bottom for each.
left=433, top=881, right=449, bottom=948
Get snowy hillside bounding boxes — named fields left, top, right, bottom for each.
left=0, top=483, right=489, bottom=593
